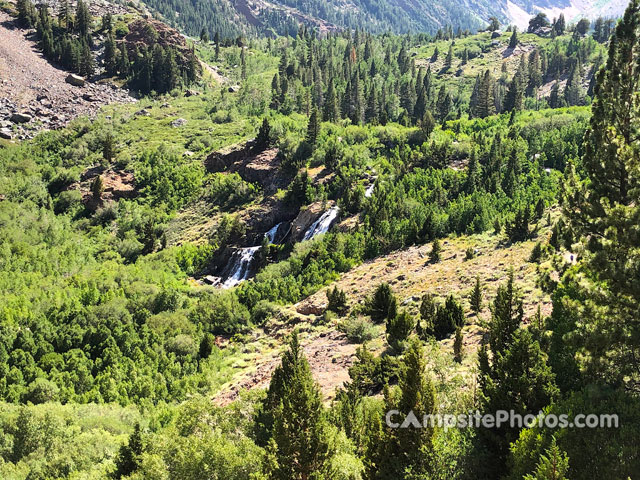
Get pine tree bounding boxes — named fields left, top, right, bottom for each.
left=240, top=46, right=247, bottom=81
left=58, top=0, right=71, bottom=30
left=17, top=0, right=36, bottom=27
left=524, top=437, right=570, bottom=480
left=563, top=61, right=583, bottom=106
left=377, top=338, right=435, bottom=477
left=368, top=283, right=396, bottom=323
left=118, top=42, right=129, bottom=77
left=417, top=293, right=437, bottom=339
left=75, top=0, right=91, bottom=38
left=200, top=27, right=209, bottom=43
left=214, top=32, right=220, bottom=60
left=78, top=40, right=94, bottom=77
left=504, top=70, right=524, bottom=112
left=453, top=326, right=463, bottom=362
left=386, top=310, right=415, bottom=351
left=256, top=117, right=272, bottom=150
left=488, top=269, right=523, bottom=355
left=112, top=423, right=144, bottom=479
left=327, top=286, right=348, bottom=315
left=305, top=108, right=319, bottom=146
left=99, top=13, right=111, bottom=34
left=323, top=80, right=340, bottom=122
left=259, top=332, right=332, bottom=479
left=445, top=44, right=454, bottom=69
left=104, top=33, right=118, bottom=76
left=480, top=328, right=559, bottom=465
left=563, top=0, right=640, bottom=391
left=475, top=70, right=496, bottom=118
left=470, top=276, right=483, bottom=314
left=429, top=237, right=441, bottom=263
left=102, top=132, right=115, bottom=161
left=509, top=29, right=519, bottom=49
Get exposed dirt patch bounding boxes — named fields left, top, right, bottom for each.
left=214, top=329, right=357, bottom=406
left=69, top=166, right=136, bottom=206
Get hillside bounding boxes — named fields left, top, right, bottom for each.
left=140, top=0, right=631, bottom=38
left=1, top=1, right=639, bottom=479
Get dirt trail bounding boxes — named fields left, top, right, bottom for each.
left=200, top=60, right=228, bottom=84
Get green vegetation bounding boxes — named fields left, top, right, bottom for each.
left=1, top=2, right=639, bottom=478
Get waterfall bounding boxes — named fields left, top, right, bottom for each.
left=365, top=183, right=375, bottom=198
left=219, top=246, right=261, bottom=289
left=303, top=206, right=340, bottom=241
left=265, top=222, right=282, bottom=244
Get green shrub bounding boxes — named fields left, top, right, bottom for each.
left=338, top=315, right=378, bottom=343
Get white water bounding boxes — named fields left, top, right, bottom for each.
left=365, top=183, right=375, bottom=198
left=220, top=246, right=261, bottom=289
left=303, top=206, right=340, bottom=241
left=265, top=222, right=282, bottom=244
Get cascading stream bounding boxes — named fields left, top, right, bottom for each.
left=302, top=206, right=340, bottom=241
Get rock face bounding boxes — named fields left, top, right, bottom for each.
left=65, top=74, right=85, bottom=87
left=290, top=201, right=335, bottom=242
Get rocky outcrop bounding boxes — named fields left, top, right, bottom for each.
left=65, top=74, right=85, bottom=87
left=290, top=201, right=335, bottom=242
left=10, top=112, right=32, bottom=123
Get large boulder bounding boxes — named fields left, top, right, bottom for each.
left=10, top=112, right=32, bottom=123
left=65, top=74, right=85, bottom=87
left=0, top=128, right=12, bottom=139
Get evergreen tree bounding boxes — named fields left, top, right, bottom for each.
left=214, top=32, right=220, bottom=60
left=368, top=283, right=396, bottom=323
left=386, top=310, right=414, bottom=351
left=488, top=269, right=522, bottom=355
left=470, top=276, right=483, bottom=314
left=200, top=27, right=209, bottom=43
left=429, top=237, right=441, bottom=262
left=445, top=44, right=454, bottom=69
left=112, top=423, right=144, bottom=479
left=75, top=0, right=91, bottom=38
left=417, top=293, right=437, bottom=339
left=524, top=437, right=570, bottom=480
left=102, top=131, right=115, bottom=161
left=259, top=332, right=332, bottom=479
left=17, top=0, right=36, bottom=27
left=563, top=0, right=640, bottom=391
left=453, top=326, right=463, bottom=362
left=377, top=338, right=435, bottom=477
left=327, top=286, right=348, bottom=316
left=255, top=117, right=272, bottom=149
left=509, top=29, right=519, bottom=49
left=118, top=42, right=129, bottom=77
left=104, top=33, right=118, bottom=76
left=78, top=40, right=94, bottom=77
left=553, top=13, right=566, bottom=35
left=305, top=108, right=320, bottom=146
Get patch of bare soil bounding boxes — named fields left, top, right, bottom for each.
left=214, top=329, right=357, bottom=406
left=0, top=11, right=135, bottom=139
left=70, top=166, right=136, bottom=205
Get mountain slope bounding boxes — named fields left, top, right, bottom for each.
left=141, top=0, right=630, bottom=38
